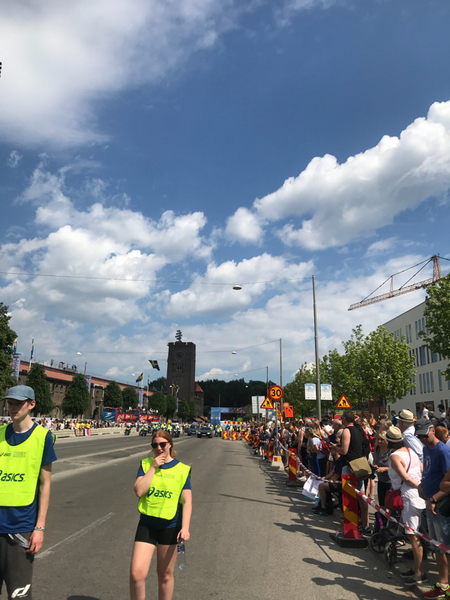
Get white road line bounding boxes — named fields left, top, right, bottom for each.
left=36, top=512, right=114, bottom=560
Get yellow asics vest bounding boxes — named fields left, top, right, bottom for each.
left=0, top=424, right=48, bottom=507
left=138, top=458, right=191, bottom=520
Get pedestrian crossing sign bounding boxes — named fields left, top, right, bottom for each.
left=336, top=394, right=351, bottom=409
left=260, top=397, right=274, bottom=410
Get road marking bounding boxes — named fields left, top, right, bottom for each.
left=36, top=512, right=114, bottom=560
left=197, top=443, right=215, bottom=459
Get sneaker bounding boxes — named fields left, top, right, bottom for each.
left=400, top=569, right=416, bottom=579
left=359, top=527, right=372, bottom=537
left=423, top=583, right=450, bottom=598
left=403, top=572, right=427, bottom=587
left=318, top=508, right=329, bottom=516
left=312, top=505, right=322, bottom=514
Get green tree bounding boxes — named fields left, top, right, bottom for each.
left=149, top=391, right=167, bottom=418
left=122, top=386, right=138, bottom=409
left=188, top=400, right=197, bottom=419
left=104, top=381, right=123, bottom=408
left=177, top=399, right=189, bottom=420
left=0, top=303, right=17, bottom=394
left=164, top=395, right=177, bottom=420
left=149, top=376, right=167, bottom=391
left=283, top=363, right=321, bottom=418
left=62, top=373, right=90, bottom=417
left=360, top=325, right=416, bottom=405
left=420, top=275, right=450, bottom=378
left=26, top=363, right=54, bottom=415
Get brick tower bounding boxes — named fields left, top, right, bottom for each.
left=167, top=332, right=201, bottom=415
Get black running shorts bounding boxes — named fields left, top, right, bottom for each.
left=134, top=522, right=181, bottom=546
left=0, top=532, right=34, bottom=600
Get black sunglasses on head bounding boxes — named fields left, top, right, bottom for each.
left=152, top=442, right=168, bottom=449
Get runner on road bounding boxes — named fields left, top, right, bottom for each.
left=130, top=429, right=192, bottom=600
left=0, top=385, right=57, bottom=600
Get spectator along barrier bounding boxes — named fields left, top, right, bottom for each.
left=279, top=442, right=450, bottom=555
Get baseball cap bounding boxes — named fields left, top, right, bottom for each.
left=3, top=385, right=35, bottom=402
left=416, top=422, right=434, bottom=437
left=397, top=409, right=414, bottom=424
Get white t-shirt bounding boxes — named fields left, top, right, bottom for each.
left=422, top=408, right=429, bottom=418
left=312, top=437, right=325, bottom=459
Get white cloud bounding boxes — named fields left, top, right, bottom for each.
left=226, top=101, right=450, bottom=250
left=162, top=254, right=314, bottom=318
left=0, top=0, right=242, bottom=148
left=7, top=150, right=23, bottom=168
left=225, top=207, right=265, bottom=244
left=276, top=0, right=339, bottom=27
left=365, top=237, right=397, bottom=257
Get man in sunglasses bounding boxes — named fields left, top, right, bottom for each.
left=418, top=422, right=450, bottom=598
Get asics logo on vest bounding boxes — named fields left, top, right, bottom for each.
left=12, top=584, right=31, bottom=598
left=0, top=470, right=25, bottom=482
left=147, top=487, right=172, bottom=499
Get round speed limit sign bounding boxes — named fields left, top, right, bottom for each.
left=268, top=385, right=284, bottom=401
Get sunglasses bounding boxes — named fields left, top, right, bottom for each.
left=418, top=434, right=429, bottom=439
left=152, top=442, right=168, bottom=449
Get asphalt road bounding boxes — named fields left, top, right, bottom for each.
left=34, top=434, right=419, bottom=600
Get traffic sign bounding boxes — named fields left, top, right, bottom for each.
left=268, top=385, right=284, bottom=401
left=284, top=405, right=294, bottom=418
left=336, top=394, right=352, bottom=409
left=277, top=410, right=282, bottom=419
left=260, top=397, right=274, bottom=410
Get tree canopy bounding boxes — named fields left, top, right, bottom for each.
left=62, top=373, right=90, bottom=417
left=177, top=399, right=189, bottom=420
left=149, top=391, right=167, bottom=417
left=420, top=275, right=450, bottom=378
left=122, top=386, right=138, bottom=409
left=0, top=303, right=17, bottom=395
left=164, top=395, right=177, bottom=420
left=104, top=381, right=123, bottom=408
left=26, top=363, right=54, bottom=415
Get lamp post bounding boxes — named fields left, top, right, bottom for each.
left=312, top=275, right=321, bottom=420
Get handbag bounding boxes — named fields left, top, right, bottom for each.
left=348, top=456, right=372, bottom=480
left=385, top=449, right=411, bottom=512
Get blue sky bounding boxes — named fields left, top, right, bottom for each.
left=1, top=0, right=450, bottom=388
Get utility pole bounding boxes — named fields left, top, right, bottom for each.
left=312, top=276, right=321, bottom=420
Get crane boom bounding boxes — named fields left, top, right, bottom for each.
left=348, top=255, right=442, bottom=311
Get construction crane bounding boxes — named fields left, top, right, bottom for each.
left=348, top=255, right=443, bottom=311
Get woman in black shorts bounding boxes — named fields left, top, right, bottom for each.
left=130, top=430, right=192, bottom=600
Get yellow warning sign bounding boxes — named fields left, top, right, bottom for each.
left=336, top=394, right=352, bottom=409
left=260, top=397, right=274, bottom=410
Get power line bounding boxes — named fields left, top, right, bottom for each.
left=0, top=270, right=307, bottom=286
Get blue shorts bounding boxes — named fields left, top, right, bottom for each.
left=426, top=511, right=450, bottom=552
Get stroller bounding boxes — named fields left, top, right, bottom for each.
left=370, top=508, right=434, bottom=567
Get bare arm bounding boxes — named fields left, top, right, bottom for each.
left=440, top=468, right=450, bottom=496
left=338, top=428, right=350, bottom=456
left=178, top=489, right=192, bottom=542
left=134, top=455, right=165, bottom=498
left=28, top=463, right=52, bottom=554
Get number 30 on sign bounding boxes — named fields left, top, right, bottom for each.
left=268, top=385, right=284, bottom=400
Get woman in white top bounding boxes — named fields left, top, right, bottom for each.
left=387, top=426, right=426, bottom=587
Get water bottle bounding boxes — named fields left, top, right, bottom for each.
left=177, top=542, right=186, bottom=570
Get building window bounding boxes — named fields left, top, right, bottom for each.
left=432, top=352, right=438, bottom=363
left=430, top=372, right=434, bottom=393
left=419, top=347, right=427, bottom=366
left=426, top=372, right=430, bottom=394
left=415, top=320, right=419, bottom=340
left=439, top=370, right=443, bottom=392
left=409, top=324, right=412, bottom=343
left=419, top=374, right=423, bottom=394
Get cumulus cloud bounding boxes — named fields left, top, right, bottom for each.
left=365, top=237, right=397, bottom=257
left=0, top=0, right=243, bottom=147
left=162, top=253, right=314, bottom=318
left=226, top=101, right=450, bottom=250
left=225, top=207, right=265, bottom=244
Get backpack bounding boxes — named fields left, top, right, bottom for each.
left=320, top=438, right=330, bottom=456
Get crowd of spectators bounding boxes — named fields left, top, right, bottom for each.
left=250, top=404, right=450, bottom=597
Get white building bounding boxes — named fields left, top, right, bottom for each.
left=383, top=301, right=450, bottom=417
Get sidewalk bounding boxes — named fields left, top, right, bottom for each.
left=54, top=428, right=138, bottom=439
left=251, top=444, right=438, bottom=599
